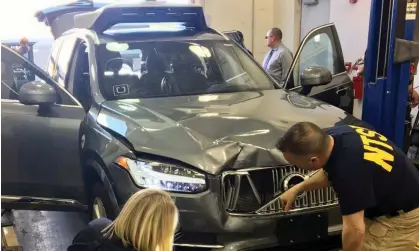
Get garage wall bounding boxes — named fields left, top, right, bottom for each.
left=274, top=0, right=302, bottom=53
left=300, top=0, right=331, bottom=38
left=329, top=0, right=371, bottom=63
left=298, top=0, right=372, bottom=63
left=202, top=0, right=254, bottom=53
left=198, top=0, right=302, bottom=63
left=331, top=0, right=371, bottom=118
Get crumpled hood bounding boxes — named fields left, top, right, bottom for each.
left=97, top=90, right=362, bottom=174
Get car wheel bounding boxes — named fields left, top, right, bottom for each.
left=90, top=182, right=117, bottom=220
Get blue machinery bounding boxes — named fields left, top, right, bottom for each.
left=362, top=0, right=419, bottom=149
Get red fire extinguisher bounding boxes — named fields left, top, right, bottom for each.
left=346, top=58, right=364, bottom=100
left=353, top=75, right=363, bottom=99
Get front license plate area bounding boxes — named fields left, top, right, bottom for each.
left=276, top=212, right=328, bottom=245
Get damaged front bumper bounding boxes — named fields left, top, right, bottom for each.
left=109, top=163, right=343, bottom=251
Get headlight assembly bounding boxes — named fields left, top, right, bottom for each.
left=115, top=156, right=207, bottom=193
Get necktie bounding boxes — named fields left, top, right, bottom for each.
left=264, top=49, right=274, bottom=70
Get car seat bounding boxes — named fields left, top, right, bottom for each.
left=163, top=61, right=208, bottom=95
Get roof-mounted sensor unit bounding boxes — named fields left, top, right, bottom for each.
left=73, top=3, right=208, bottom=33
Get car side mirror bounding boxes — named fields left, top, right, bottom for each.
left=19, top=81, right=57, bottom=106
left=301, top=66, right=332, bottom=87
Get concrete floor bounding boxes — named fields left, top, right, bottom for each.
left=2, top=210, right=341, bottom=251
left=2, top=210, right=88, bottom=251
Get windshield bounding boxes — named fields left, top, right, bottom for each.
left=96, top=40, right=276, bottom=100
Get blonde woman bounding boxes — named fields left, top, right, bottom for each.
left=68, top=189, right=178, bottom=251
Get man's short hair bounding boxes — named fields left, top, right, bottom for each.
left=271, top=28, right=283, bottom=40
left=276, top=122, right=329, bottom=156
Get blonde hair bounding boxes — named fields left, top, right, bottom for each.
left=102, top=189, right=178, bottom=251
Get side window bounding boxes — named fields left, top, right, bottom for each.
left=56, top=37, right=78, bottom=88
left=1, top=49, right=48, bottom=100
left=48, top=39, right=63, bottom=80
left=1, top=46, right=80, bottom=106
left=291, top=27, right=342, bottom=88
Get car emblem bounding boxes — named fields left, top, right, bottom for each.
left=282, top=173, right=308, bottom=199
left=113, top=84, right=130, bottom=96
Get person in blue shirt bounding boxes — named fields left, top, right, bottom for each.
left=262, top=28, right=293, bottom=86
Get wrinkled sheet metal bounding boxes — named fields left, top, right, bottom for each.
left=97, top=91, right=365, bottom=175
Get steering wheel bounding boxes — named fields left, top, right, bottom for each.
left=105, top=58, right=133, bottom=72
left=161, top=75, right=182, bottom=95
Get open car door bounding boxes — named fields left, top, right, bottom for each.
left=35, top=0, right=108, bottom=39
left=222, top=30, right=253, bottom=56
left=1, top=41, right=37, bottom=89
left=1, top=44, right=87, bottom=212
left=222, top=30, right=245, bottom=47
left=285, top=23, right=354, bottom=114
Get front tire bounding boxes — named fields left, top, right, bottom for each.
left=90, top=182, right=117, bottom=220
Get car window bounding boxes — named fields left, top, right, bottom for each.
left=47, top=39, right=63, bottom=81
left=96, top=40, right=275, bottom=100
left=1, top=45, right=81, bottom=106
left=292, top=32, right=338, bottom=88
left=56, top=37, right=78, bottom=88
left=1, top=50, right=48, bottom=100
left=8, top=44, right=32, bottom=61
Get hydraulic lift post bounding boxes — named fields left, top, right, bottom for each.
left=362, top=0, right=419, bottom=149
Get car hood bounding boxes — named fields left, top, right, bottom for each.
left=97, top=90, right=363, bottom=175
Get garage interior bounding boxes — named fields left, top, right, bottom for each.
left=1, top=0, right=419, bottom=250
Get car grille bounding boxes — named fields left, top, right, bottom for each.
left=222, top=166, right=338, bottom=215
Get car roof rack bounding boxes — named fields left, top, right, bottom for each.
left=73, top=2, right=208, bottom=34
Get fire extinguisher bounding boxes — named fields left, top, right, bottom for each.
left=353, top=75, right=363, bottom=99
left=345, top=58, right=364, bottom=99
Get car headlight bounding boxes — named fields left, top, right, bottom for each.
left=115, top=156, right=207, bottom=193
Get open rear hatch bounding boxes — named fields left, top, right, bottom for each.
left=35, top=0, right=208, bottom=39
left=35, top=0, right=108, bottom=39
left=222, top=30, right=245, bottom=47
